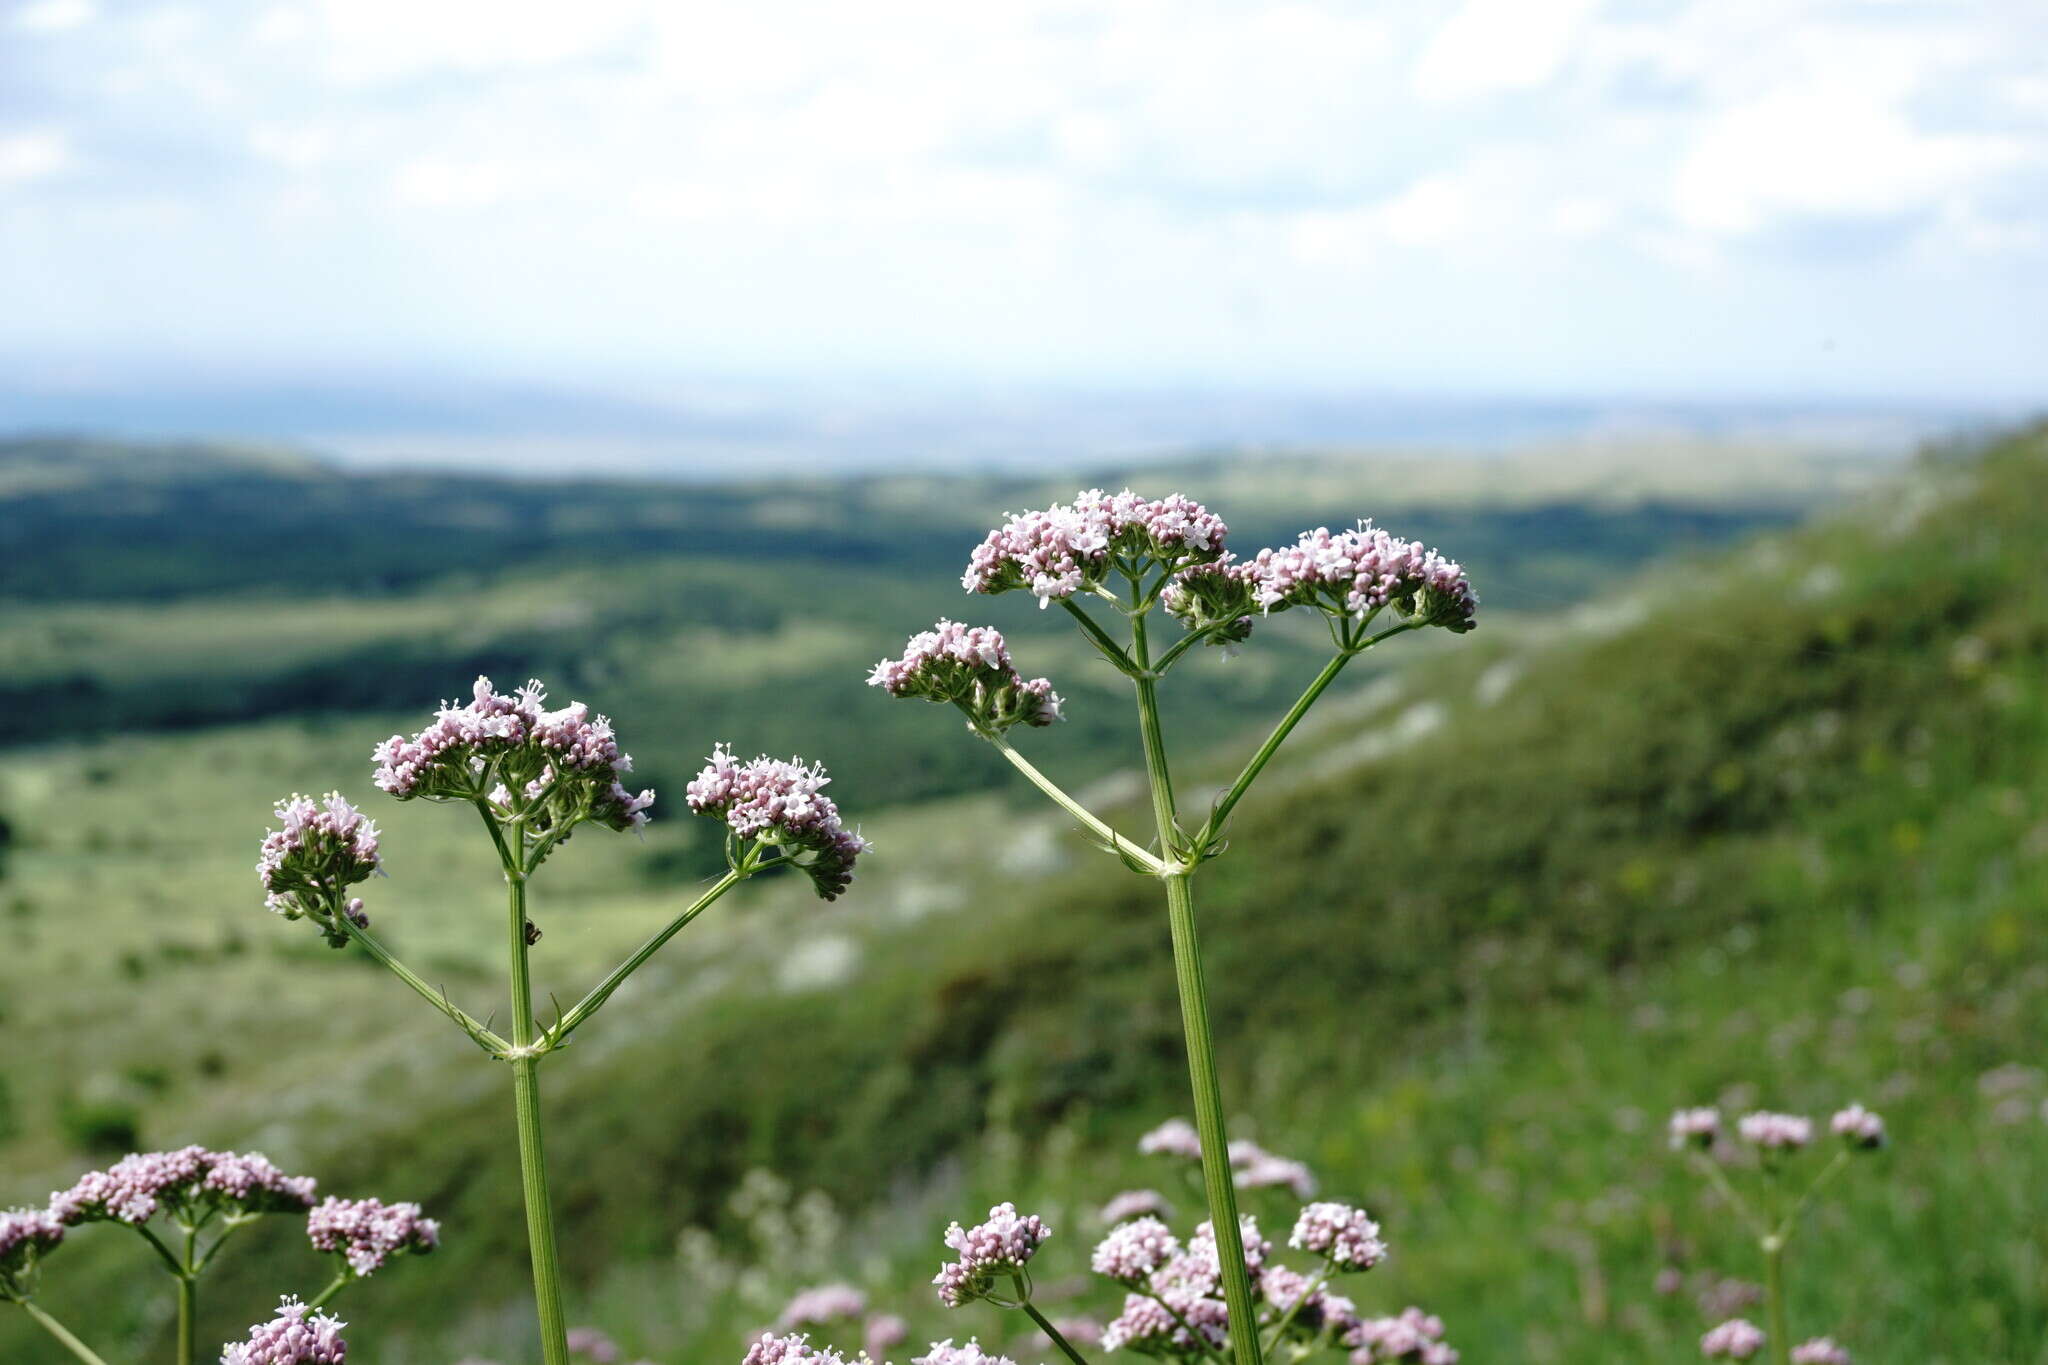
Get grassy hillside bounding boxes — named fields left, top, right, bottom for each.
left=5, top=430, right=2035, bottom=1363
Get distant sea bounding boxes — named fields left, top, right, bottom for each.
left=0, top=373, right=2005, bottom=480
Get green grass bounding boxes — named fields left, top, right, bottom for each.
left=3, top=430, right=2037, bottom=1363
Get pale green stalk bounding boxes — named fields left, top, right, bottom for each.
left=499, top=841, right=571, bottom=1365
left=19, top=1303, right=112, bottom=1365
left=1020, top=1299, right=1092, bottom=1365
left=987, top=734, right=1164, bottom=873
left=1126, top=605, right=1264, bottom=1365
left=1260, top=1262, right=1334, bottom=1354
left=307, top=1269, right=352, bottom=1310
left=1763, top=1234, right=1790, bottom=1365
left=550, top=867, right=749, bottom=1043
left=176, top=1224, right=197, bottom=1365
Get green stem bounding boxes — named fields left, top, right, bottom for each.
left=175, top=1269, right=195, bottom=1365
left=1128, top=607, right=1262, bottom=1365
left=307, top=1270, right=352, bottom=1310
left=1202, top=651, right=1352, bottom=842
left=1763, top=1235, right=1791, bottom=1365
left=19, top=1303, right=113, bottom=1365
left=1689, top=1151, right=1769, bottom=1241
left=988, top=736, right=1164, bottom=874
left=131, top=1223, right=187, bottom=1278
left=342, top=918, right=507, bottom=1053
left=504, top=865, right=571, bottom=1365
left=1020, top=1300, right=1091, bottom=1365
left=551, top=868, right=746, bottom=1043
left=1134, top=1284, right=1226, bottom=1363
left=1061, top=598, right=1141, bottom=675
left=1777, top=1150, right=1851, bottom=1241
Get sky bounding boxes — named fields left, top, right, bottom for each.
left=1, top=0, right=2045, bottom=451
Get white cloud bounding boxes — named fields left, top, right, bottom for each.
left=0, top=130, right=70, bottom=185
left=1413, top=0, right=1598, bottom=102
left=11, top=0, right=94, bottom=33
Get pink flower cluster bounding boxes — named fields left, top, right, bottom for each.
left=934, top=1203, right=1052, bottom=1307
left=1830, top=1104, right=1885, bottom=1149
left=258, top=792, right=381, bottom=942
left=1241, top=525, right=1478, bottom=634
left=307, top=1197, right=440, bottom=1278
left=964, top=490, right=1229, bottom=605
left=1290, top=1202, right=1387, bottom=1273
left=1349, top=1307, right=1456, bottom=1363
left=1232, top=1140, right=1317, bottom=1199
left=51, top=1147, right=316, bottom=1226
left=372, top=677, right=654, bottom=833
left=221, top=1297, right=348, bottom=1365
left=869, top=621, right=1063, bottom=734
left=1791, top=1338, right=1852, bottom=1364
left=685, top=745, right=868, bottom=900
left=1261, top=1264, right=1359, bottom=1337
left=1700, top=1318, right=1767, bottom=1359
left=1737, top=1112, right=1815, bottom=1151
left=1159, top=557, right=1260, bottom=647
left=915, top=1339, right=1024, bottom=1365
left=776, top=1283, right=869, bottom=1329
left=0, top=1207, right=63, bottom=1294
left=1138, top=1117, right=1202, bottom=1159
left=567, top=1327, right=622, bottom=1362
left=1669, top=1107, right=1721, bottom=1150
left=1099, top=1189, right=1173, bottom=1224
left=1091, top=1216, right=1180, bottom=1283
left=742, top=1332, right=846, bottom=1365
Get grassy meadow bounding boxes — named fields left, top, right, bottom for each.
left=2, top=430, right=2043, bottom=1363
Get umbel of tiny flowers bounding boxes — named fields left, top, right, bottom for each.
left=881, top=491, right=1475, bottom=1365
left=1669, top=1102, right=1886, bottom=1365
left=221, top=1297, right=347, bottom=1365
left=305, top=1197, right=439, bottom=1299
left=267, top=677, right=864, bottom=1365
left=0, top=1206, right=95, bottom=1363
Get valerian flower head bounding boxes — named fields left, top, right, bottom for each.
left=964, top=490, right=1229, bottom=606
left=934, top=1203, right=1051, bottom=1307
left=1137, top=1117, right=1203, bottom=1160
left=52, top=1147, right=316, bottom=1227
left=1700, top=1318, right=1767, bottom=1360
left=684, top=746, right=869, bottom=900
left=1289, top=1202, right=1387, bottom=1272
left=914, top=1339, right=1024, bottom=1365
left=869, top=621, right=1063, bottom=734
left=1348, top=1307, right=1456, bottom=1363
left=742, top=1332, right=846, bottom=1365
left=1230, top=1142, right=1316, bottom=1199
left=1102, top=1286, right=1228, bottom=1355
left=0, top=1207, right=64, bottom=1299
left=258, top=792, right=382, bottom=947
left=776, top=1283, right=868, bottom=1329
left=566, top=1327, right=621, bottom=1362
left=1244, top=524, right=1477, bottom=635
left=1737, top=1112, right=1814, bottom=1151
left=221, top=1297, right=347, bottom=1365
left=1161, top=557, right=1260, bottom=648
left=1791, top=1339, right=1852, bottom=1364
left=307, top=1197, right=439, bottom=1278
left=1261, top=1266, right=1359, bottom=1340
left=1184, top=1214, right=1272, bottom=1283
left=1669, top=1107, right=1722, bottom=1151
left=1829, top=1104, right=1886, bottom=1150
left=1090, top=1216, right=1181, bottom=1283
left=372, top=677, right=654, bottom=839
left=865, top=1314, right=910, bottom=1360
left=1098, top=1189, right=1174, bottom=1224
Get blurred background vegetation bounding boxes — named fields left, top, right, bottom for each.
left=1, top=427, right=2043, bottom=1363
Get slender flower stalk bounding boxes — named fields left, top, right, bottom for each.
left=19, top=1303, right=111, bottom=1365
left=881, top=489, right=1478, bottom=1365
left=265, top=677, right=864, bottom=1365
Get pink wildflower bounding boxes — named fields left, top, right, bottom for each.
left=258, top=792, right=382, bottom=945
left=1138, top=1118, right=1202, bottom=1160
left=0, top=1207, right=63, bottom=1296
left=1701, top=1319, right=1768, bottom=1359
left=1102, top=1287, right=1228, bottom=1354
left=221, top=1297, right=347, bottom=1365
left=1098, top=1189, right=1174, bottom=1224
left=1290, top=1202, right=1387, bottom=1272
left=1091, top=1216, right=1180, bottom=1283
left=964, top=490, right=1229, bottom=605
left=371, top=677, right=653, bottom=834
left=934, top=1203, right=1051, bottom=1307
left=307, top=1197, right=439, bottom=1278
left=742, top=1332, right=845, bottom=1365
left=1243, top=524, right=1477, bottom=634
left=1830, top=1104, right=1886, bottom=1150
left=1737, top=1112, right=1814, bottom=1151
left=1791, top=1339, right=1852, bottom=1364
left=865, top=1314, right=910, bottom=1360
left=1347, top=1306, right=1455, bottom=1363
left=1669, top=1107, right=1722, bottom=1150
left=567, top=1328, right=620, bottom=1363
left=1234, top=1150, right=1316, bottom=1199
left=685, top=746, right=868, bottom=900
left=52, top=1148, right=315, bottom=1227
left=869, top=621, right=1063, bottom=733
left=914, top=1340, right=1020, bottom=1365
left=1161, top=556, right=1260, bottom=647
left=776, top=1284, right=868, bottom=1329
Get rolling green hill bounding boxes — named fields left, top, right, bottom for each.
left=5, top=429, right=2039, bottom=1363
